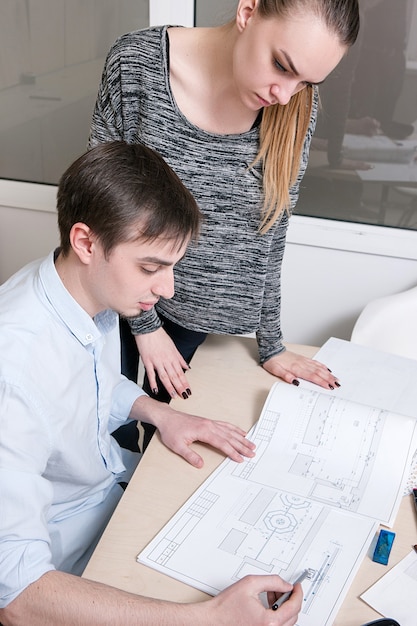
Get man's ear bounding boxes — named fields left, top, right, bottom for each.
left=236, top=0, right=258, bottom=32
left=69, top=222, right=96, bottom=264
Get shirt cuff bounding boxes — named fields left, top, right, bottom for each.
left=111, top=379, right=147, bottom=424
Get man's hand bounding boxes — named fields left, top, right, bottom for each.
left=207, top=574, right=302, bottom=626
left=131, top=396, right=256, bottom=468
left=262, top=350, right=340, bottom=390
left=135, top=328, right=191, bottom=399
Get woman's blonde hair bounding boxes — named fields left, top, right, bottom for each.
left=252, top=0, right=360, bottom=233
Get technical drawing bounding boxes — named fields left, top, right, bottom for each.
left=139, top=378, right=417, bottom=625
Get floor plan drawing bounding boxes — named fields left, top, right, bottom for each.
left=246, top=390, right=388, bottom=517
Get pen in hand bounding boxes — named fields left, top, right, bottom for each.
left=271, top=568, right=315, bottom=611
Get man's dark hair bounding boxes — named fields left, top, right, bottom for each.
left=57, top=141, right=201, bottom=257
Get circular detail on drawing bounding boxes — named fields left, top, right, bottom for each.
left=265, top=511, right=297, bottom=532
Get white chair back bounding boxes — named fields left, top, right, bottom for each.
left=351, top=285, right=417, bottom=360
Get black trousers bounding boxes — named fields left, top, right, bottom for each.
left=113, top=316, right=207, bottom=453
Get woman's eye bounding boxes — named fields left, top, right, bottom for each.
left=274, top=59, right=287, bottom=73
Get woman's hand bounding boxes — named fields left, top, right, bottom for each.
left=262, top=350, right=340, bottom=390
left=135, top=328, right=192, bottom=399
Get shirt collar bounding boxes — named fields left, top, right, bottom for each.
left=38, top=250, right=118, bottom=346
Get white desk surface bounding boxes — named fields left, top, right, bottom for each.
left=83, top=335, right=416, bottom=625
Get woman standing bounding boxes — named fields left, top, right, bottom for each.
left=89, top=0, right=359, bottom=449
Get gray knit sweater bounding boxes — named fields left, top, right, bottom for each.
left=89, top=26, right=317, bottom=363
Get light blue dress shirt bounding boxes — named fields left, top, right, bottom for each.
left=0, top=251, right=145, bottom=607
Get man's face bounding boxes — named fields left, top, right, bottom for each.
left=87, top=233, right=189, bottom=318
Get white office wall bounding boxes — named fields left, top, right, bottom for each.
left=2, top=184, right=417, bottom=346
left=150, top=0, right=193, bottom=26
left=282, top=218, right=417, bottom=344
left=0, top=182, right=58, bottom=282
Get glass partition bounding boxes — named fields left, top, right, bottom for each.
left=196, top=0, right=417, bottom=231
left=3, top=0, right=417, bottom=231
left=0, top=0, right=148, bottom=185
left=296, top=0, right=417, bottom=231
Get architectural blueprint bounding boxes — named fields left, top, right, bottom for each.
left=138, top=339, right=417, bottom=625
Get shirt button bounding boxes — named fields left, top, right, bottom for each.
left=86, top=333, right=93, bottom=341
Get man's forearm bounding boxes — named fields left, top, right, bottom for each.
left=0, top=570, right=202, bottom=626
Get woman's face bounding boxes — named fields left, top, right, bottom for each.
left=233, top=5, right=347, bottom=110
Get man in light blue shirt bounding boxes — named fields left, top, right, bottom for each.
left=0, top=141, right=301, bottom=625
